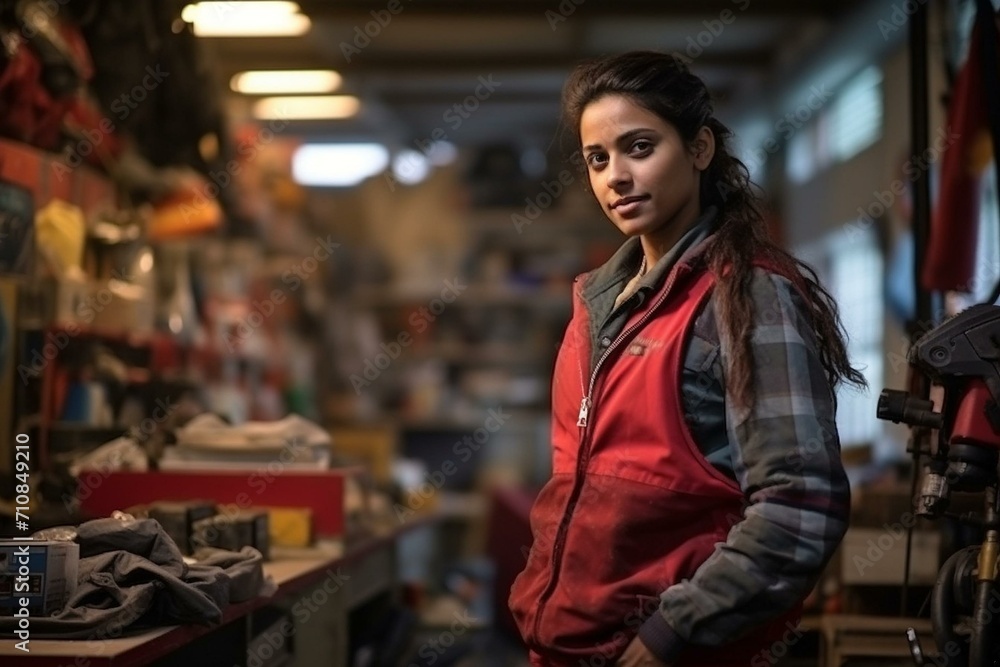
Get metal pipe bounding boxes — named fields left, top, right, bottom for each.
left=905, top=0, right=934, bottom=617
left=970, top=487, right=998, bottom=666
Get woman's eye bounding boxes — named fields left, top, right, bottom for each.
left=586, top=154, right=607, bottom=168
left=631, top=140, right=653, bottom=153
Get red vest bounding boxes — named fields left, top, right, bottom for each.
left=509, top=259, right=801, bottom=666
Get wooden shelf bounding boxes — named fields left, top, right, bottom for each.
left=435, top=490, right=488, bottom=520
left=0, top=137, right=115, bottom=214
left=394, top=341, right=551, bottom=366
left=44, top=323, right=162, bottom=347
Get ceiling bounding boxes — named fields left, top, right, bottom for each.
left=200, top=0, right=868, bottom=153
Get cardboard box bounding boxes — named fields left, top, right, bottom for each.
left=330, top=425, right=397, bottom=485
left=0, top=541, right=79, bottom=616
left=193, top=511, right=270, bottom=560
left=147, top=501, right=217, bottom=555
left=264, top=507, right=313, bottom=548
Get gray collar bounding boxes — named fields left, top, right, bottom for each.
left=581, top=205, right=719, bottom=303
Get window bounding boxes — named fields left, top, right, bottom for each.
left=783, top=66, right=883, bottom=184
left=828, top=226, right=884, bottom=447
left=970, top=164, right=1000, bottom=303
left=829, top=66, right=884, bottom=162
left=786, top=123, right=818, bottom=185
left=797, top=224, right=884, bottom=449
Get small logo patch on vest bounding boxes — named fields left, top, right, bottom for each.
left=630, top=336, right=664, bottom=356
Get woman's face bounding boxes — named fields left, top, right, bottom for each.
left=579, top=94, right=712, bottom=243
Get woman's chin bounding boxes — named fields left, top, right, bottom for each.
left=611, top=218, right=655, bottom=238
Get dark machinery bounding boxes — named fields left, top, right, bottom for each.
left=878, top=304, right=1000, bottom=666
left=879, top=0, right=1000, bottom=662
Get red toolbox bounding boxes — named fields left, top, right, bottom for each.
left=75, top=468, right=360, bottom=537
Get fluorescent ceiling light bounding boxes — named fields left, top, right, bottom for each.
left=252, top=95, right=361, bottom=120
left=426, top=141, right=458, bottom=167
left=231, top=70, right=342, bottom=95
left=181, top=2, right=310, bottom=37
left=393, top=150, right=431, bottom=186
left=293, top=144, right=390, bottom=187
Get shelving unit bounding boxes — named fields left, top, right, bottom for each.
left=21, top=321, right=289, bottom=470
left=2, top=137, right=116, bottom=476
left=335, top=200, right=619, bottom=494
left=2, top=138, right=321, bottom=478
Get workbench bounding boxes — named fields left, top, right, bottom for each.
left=0, top=520, right=427, bottom=666
left=820, top=614, right=937, bottom=667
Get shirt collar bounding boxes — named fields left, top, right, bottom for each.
left=582, top=205, right=719, bottom=301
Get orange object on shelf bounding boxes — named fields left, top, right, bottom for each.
left=147, top=178, right=223, bottom=241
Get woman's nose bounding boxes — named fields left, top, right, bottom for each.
left=605, top=156, right=631, bottom=190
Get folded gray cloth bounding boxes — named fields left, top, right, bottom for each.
left=0, top=518, right=274, bottom=639
left=189, top=546, right=277, bottom=603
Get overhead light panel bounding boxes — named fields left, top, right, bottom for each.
left=252, top=95, right=361, bottom=120
left=231, top=70, right=342, bottom=95
left=392, top=150, right=431, bottom=186
left=181, top=2, right=310, bottom=37
left=293, top=144, right=390, bottom=187
left=426, top=141, right=458, bottom=167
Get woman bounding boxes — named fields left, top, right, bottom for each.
left=508, top=52, right=864, bottom=667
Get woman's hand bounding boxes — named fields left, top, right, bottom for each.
left=614, top=636, right=672, bottom=666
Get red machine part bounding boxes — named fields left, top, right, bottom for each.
left=950, top=379, right=1000, bottom=450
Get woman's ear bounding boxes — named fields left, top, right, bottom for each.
left=691, top=126, right=715, bottom=171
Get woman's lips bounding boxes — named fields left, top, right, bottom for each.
left=612, top=196, right=648, bottom=216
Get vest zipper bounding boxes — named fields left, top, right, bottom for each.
left=578, top=267, right=680, bottom=427
left=576, top=397, right=590, bottom=427
left=532, top=266, right=684, bottom=642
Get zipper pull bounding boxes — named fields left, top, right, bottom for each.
left=577, top=396, right=591, bottom=428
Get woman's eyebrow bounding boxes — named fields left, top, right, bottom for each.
left=583, top=127, right=658, bottom=152
left=615, top=128, right=657, bottom=144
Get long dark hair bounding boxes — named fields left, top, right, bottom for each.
left=562, top=51, right=866, bottom=409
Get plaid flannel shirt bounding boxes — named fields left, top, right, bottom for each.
left=590, top=212, right=850, bottom=660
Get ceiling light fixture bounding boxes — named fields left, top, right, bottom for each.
left=292, top=144, right=390, bottom=187
left=426, top=141, right=458, bottom=167
left=231, top=70, right=343, bottom=95
left=392, top=150, right=431, bottom=186
left=252, top=95, right=361, bottom=120
left=181, top=2, right=310, bottom=37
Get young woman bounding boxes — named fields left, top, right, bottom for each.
left=508, top=52, right=865, bottom=667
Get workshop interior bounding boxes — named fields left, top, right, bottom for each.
left=1, top=0, right=1000, bottom=665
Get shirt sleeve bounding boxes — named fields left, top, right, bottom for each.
left=639, top=268, right=851, bottom=662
